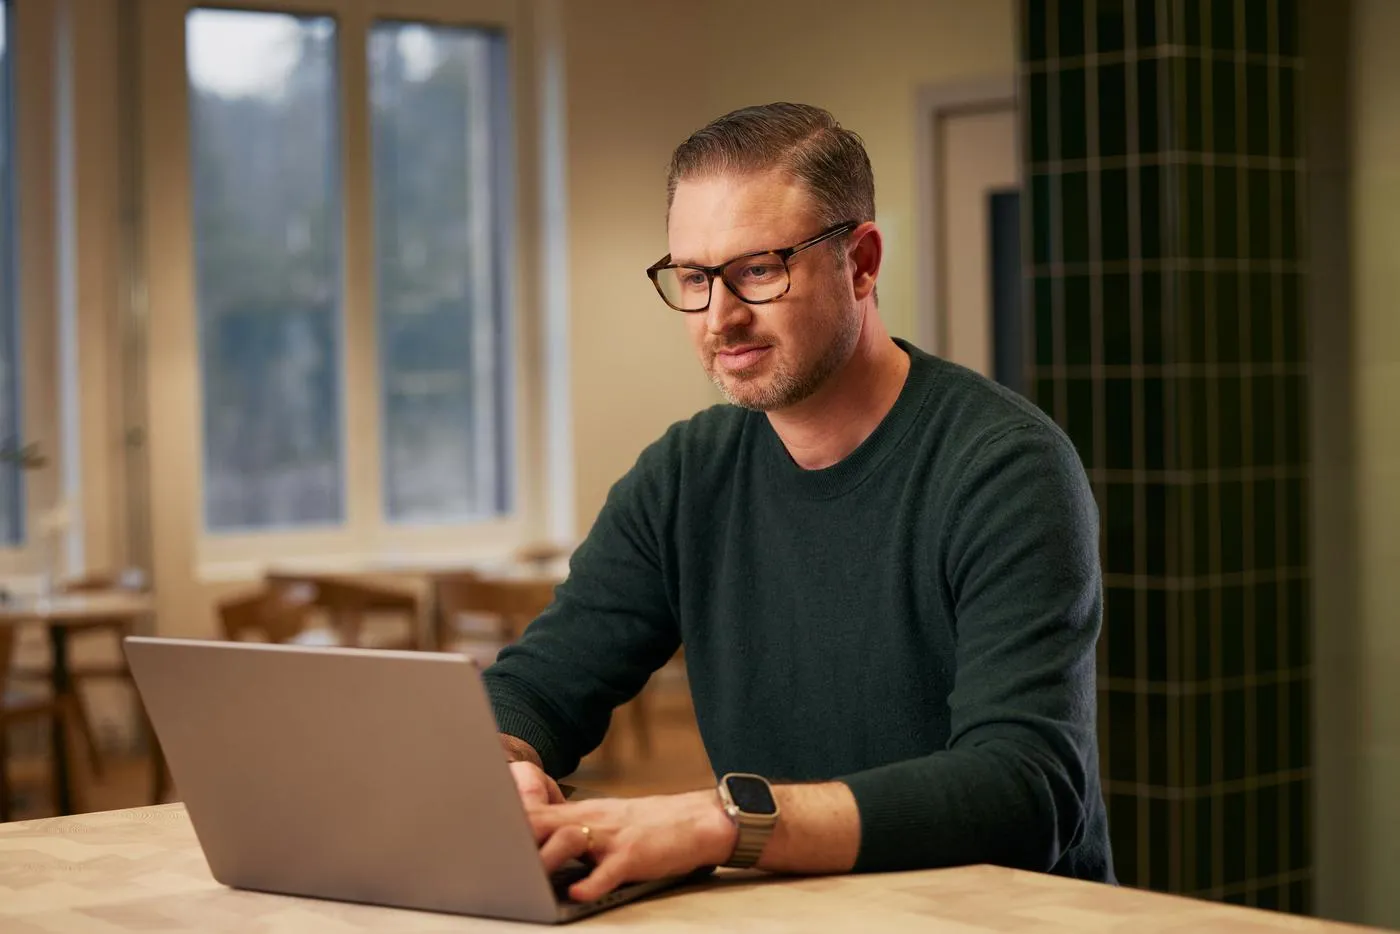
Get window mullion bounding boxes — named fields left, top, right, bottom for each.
left=337, top=2, right=382, bottom=553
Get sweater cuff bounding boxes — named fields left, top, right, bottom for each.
left=841, top=767, right=946, bottom=872
left=491, top=702, right=567, bottom=777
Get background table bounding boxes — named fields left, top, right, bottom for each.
left=0, top=593, right=155, bottom=815
left=0, top=805, right=1381, bottom=932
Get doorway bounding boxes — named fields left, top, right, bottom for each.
left=919, top=84, right=1021, bottom=392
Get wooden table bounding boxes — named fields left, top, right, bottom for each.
left=0, top=805, right=1379, bottom=932
left=0, top=593, right=155, bottom=815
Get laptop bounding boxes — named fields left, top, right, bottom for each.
left=123, top=636, right=706, bottom=923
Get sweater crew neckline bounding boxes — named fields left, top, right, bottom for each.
left=757, top=338, right=941, bottom=501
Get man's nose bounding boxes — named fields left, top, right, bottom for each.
left=705, top=277, right=753, bottom=335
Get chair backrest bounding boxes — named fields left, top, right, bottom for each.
left=512, top=541, right=572, bottom=568
left=264, top=573, right=417, bottom=613
left=434, top=573, right=557, bottom=646
left=263, top=573, right=418, bottom=647
left=218, top=583, right=319, bottom=644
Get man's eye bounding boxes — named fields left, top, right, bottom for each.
left=739, top=264, right=781, bottom=281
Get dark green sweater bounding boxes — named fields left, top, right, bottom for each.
left=484, top=339, right=1114, bottom=882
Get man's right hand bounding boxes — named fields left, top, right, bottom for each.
left=510, top=760, right=566, bottom=808
left=499, top=733, right=565, bottom=807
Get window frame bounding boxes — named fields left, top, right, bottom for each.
left=138, top=0, right=548, bottom=581
left=0, top=0, right=64, bottom=579
left=0, top=0, right=22, bottom=547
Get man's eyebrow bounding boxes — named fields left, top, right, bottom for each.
left=669, top=244, right=769, bottom=268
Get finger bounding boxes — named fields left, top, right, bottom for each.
left=510, top=763, right=559, bottom=808
left=518, top=782, right=550, bottom=809
left=538, top=825, right=592, bottom=875
left=526, top=803, right=590, bottom=843
left=570, top=855, right=629, bottom=903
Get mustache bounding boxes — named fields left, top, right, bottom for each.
left=706, top=334, right=775, bottom=354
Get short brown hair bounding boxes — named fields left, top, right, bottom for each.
left=665, top=102, right=875, bottom=227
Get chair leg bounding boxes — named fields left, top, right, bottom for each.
left=143, top=711, right=169, bottom=805
left=595, top=726, right=621, bottom=776
left=53, top=695, right=85, bottom=815
left=69, top=685, right=106, bottom=780
left=0, top=723, right=12, bottom=823
left=150, top=736, right=170, bottom=805
left=629, top=690, right=653, bottom=759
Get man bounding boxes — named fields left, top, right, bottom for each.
left=483, top=102, right=1114, bottom=902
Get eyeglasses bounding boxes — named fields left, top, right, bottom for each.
left=645, top=221, right=858, bottom=313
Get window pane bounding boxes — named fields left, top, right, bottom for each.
left=188, top=9, right=343, bottom=531
left=0, top=2, right=23, bottom=546
left=370, top=23, right=511, bottom=522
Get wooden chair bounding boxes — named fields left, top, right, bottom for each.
left=512, top=541, right=573, bottom=569
left=9, top=569, right=149, bottom=784
left=433, top=572, right=556, bottom=660
left=64, top=569, right=174, bottom=805
left=0, top=625, right=89, bottom=822
left=434, top=573, right=654, bottom=765
left=217, top=582, right=320, bottom=644
left=263, top=574, right=420, bottom=649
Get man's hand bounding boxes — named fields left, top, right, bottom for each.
left=498, top=734, right=565, bottom=807
left=497, top=732, right=861, bottom=899
left=527, top=791, right=736, bottom=903
left=511, top=760, right=566, bottom=808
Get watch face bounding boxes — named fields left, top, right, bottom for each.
left=724, top=774, right=777, bottom=815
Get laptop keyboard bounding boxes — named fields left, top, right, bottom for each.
left=549, top=862, right=593, bottom=902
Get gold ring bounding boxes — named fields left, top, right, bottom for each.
left=579, top=825, right=594, bottom=852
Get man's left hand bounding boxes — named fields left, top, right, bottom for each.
left=527, top=791, right=737, bottom=902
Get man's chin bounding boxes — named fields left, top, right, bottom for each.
left=712, top=372, right=786, bottom=412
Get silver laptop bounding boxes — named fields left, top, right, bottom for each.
left=124, top=636, right=705, bottom=923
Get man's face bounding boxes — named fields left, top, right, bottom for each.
left=666, top=172, right=861, bottom=412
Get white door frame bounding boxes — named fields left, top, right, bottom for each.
left=913, top=77, right=1019, bottom=358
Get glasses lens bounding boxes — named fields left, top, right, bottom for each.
left=653, top=266, right=712, bottom=311
left=723, top=253, right=789, bottom=303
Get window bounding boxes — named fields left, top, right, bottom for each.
left=187, top=9, right=514, bottom=537
left=369, top=22, right=511, bottom=522
left=0, top=0, right=22, bottom=546
left=142, top=1, right=537, bottom=577
left=187, top=9, right=343, bottom=532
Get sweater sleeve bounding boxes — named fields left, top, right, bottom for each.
left=482, top=433, right=682, bottom=779
left=839, top=423, right=1103, bottom=874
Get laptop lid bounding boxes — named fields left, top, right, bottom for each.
left=124, top=637, right=566, bottom=924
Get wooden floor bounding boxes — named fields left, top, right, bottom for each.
left=3, top=686, right=715, bottom=821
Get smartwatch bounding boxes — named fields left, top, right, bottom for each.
left=716, top=772, right=779, bottom=869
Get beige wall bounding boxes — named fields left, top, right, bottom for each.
left=561, top=0, right=1017, bottom=530
left=1346, top=0, right=1400, bottom=925
left=557, top=0, right=720, bottom=535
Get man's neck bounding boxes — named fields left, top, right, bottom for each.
left=766, top=317, right=911, bottom=471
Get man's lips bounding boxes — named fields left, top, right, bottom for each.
left=713, top=344, right=772, bottom=372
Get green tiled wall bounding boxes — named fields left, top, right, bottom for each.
left=1020, top=0, right=1310, bottom=912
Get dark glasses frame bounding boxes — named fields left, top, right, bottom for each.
left=645, top=220, right=859, bottom=313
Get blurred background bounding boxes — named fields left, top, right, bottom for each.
left=0, top=0, right=1393, bottom=928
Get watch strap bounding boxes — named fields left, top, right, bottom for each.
left=725, top=819, right=775, bottom=869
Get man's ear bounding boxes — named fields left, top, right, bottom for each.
left=848, top=222, right=882, bottom=302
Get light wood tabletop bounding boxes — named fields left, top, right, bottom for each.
left=0, top=592, right=155, bottom=625
left=0, top=805, right=1382, bottom=932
